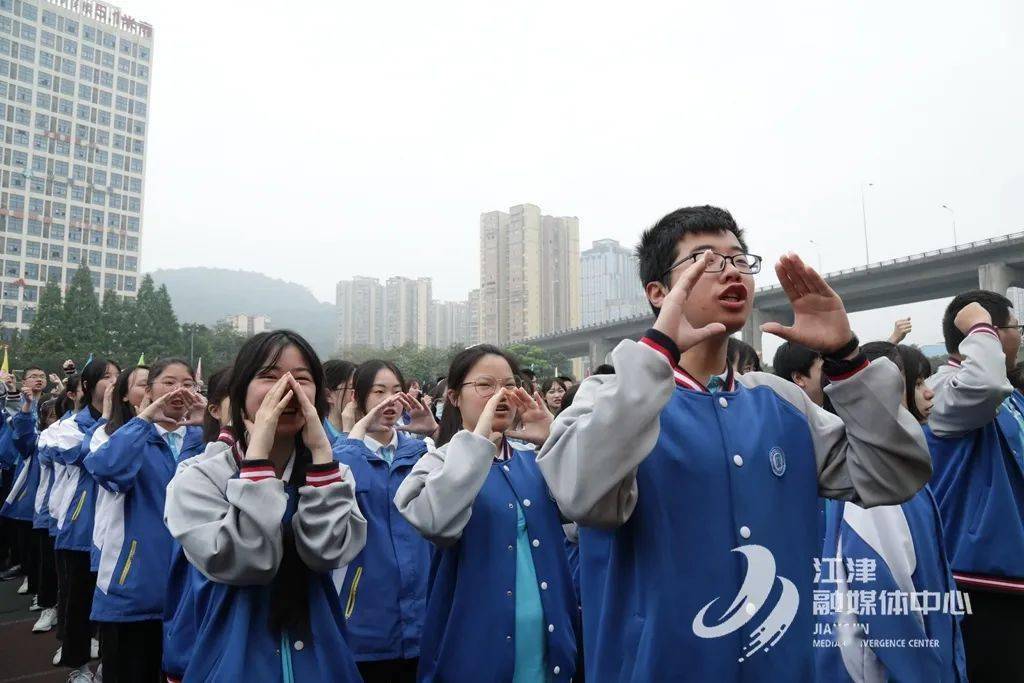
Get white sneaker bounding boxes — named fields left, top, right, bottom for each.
left=31, top=607, right=57, bottom=633
left=90, top=637, right=99, bottom=659
left=52, top=645, right=62, bottom=666
left=66, top=665, right=94, bottom=682
left=29, top=595, right=41, bottom=611
left=17, top=577, right=28, bottom=594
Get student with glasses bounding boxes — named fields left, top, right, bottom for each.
left=537, top=205, right=931, bottom=681
left=86, top=358, right=205, bottom=682
left=322, top=360, right=357, bottom=445
left=395, top=345, right=579, bottom=683
left=331, top=360, right=432, bottom=682
left=924, top=290, right=1024, bottom=681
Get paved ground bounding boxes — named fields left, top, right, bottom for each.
left=0, top=573, right=71, bottom=683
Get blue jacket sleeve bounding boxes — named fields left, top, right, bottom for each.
left=11, top=412, right=37, bottom=459
left=0, top=415, right=18, bottom=469
left=84, top=416, right=156, bottom=493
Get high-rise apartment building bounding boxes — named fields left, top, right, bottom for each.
left=432, top=299, right=468, bottom=350
left=0, top=0, right=153, bottom=338
left=336, top=275, right=383, bottom=349
left=479, top=204, right=581, bottom=344
left=581, top=238, right=648, bottom=325
left=466, top=287, right=481, bottom=347
left=221, top=313, right=270, bottom=337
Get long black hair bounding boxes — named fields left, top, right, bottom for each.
left=897, top=345, right=934, bottom=423
left=54, top=374, right=80, bottom=419
left=436, top=345, right=521, bottom=448
left=202, top=366, right=232, bottom=443
left=227, top=330, right=327, bottom=640
left=352, top=360, right=406, bottom=416
left=105, top=365, right=148, bottom=435
left=81, top=359, right=120, bottom=418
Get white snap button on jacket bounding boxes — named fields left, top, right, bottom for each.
left=532, top=539, right=540, bottom=548
left=719, top=397, right=729, bottom=408
left=523, top=499, right=531, bottom=507
left=540, top=581, right=548, bottom=590
left=503, top=465, right=510, bottom=472
left=293, top=640, right=304, bottom=651
left=548, top=624, right=555, bottom=633
left=733, top=454, right=743, bottom=466
left=553, top=666, right=561, bottom=675
left=740, top=526, right=751, bottom=539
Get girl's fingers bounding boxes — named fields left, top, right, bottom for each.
left=273, top=390, right=294, bottom=415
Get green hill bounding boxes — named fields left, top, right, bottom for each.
left=149, top=267, right=336, bottom=355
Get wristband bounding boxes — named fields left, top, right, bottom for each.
left=822, top=334, right=859, bottom=361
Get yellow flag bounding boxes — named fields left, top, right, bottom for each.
left=138, top=353, right=145, bottom=365
left=1, top=347, right=7, bottom=374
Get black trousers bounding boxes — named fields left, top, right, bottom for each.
left=99, top=620, right=163, bottom=683
left=960, top=587, right=1024, bottom=683
left=32, top=527, right=56, bottom=607
left=54, top=549, right=95, bottom=668
left=357, top=658, right=419, bottom=683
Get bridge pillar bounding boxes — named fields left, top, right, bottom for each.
left=741, top=309, right=792, bottom=358
left=978, top=262, right=1024, bottom=296
left=589, top=337, right=616, bottom=370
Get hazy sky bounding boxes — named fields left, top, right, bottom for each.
left=133, top=0, right=1023, bottom=355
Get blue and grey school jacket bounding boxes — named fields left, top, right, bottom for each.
left=54, top=409, right=102, bottom=552
left=85, top=417, right=204, bottom=622
left=35, top=412, right=73, bottom=532
left=163, top=443, right=368, bottom=682
left=395, top=432, right=580, bottom=683
left=163, top=437, right=234, bottom=682
left=1, top=411, right=40, bottom=522
left=0, top=412, right=18, bottom=472
left=536, top=332, right=932, bottom=683
left=332, top=432, right=430, bottom=662
left=814, top=487, right=967, bottom=682
left=924, top=325, right=1024, bottom=594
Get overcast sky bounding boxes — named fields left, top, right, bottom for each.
left=133, top=0, right=1024, bottom=355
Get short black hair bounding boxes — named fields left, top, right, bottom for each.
left=593, top=364, right=615, bottom=375
left=897, top=344, right=934, bottom=422
left=323, top=359, right=357, bottom=391
left=23, top=365, right=45, bottom=376
left=636, top=206, right=748, bottom=313
left=943, top=290, right=1013, bottom=354
left=202, top=366, right=232, bottom=443
left=772, top=342, right=820, bottom=383
left=727, top=338, right=761, bottom=374
left=556, top=375, right=575, bottom=384
left=861, top=341, right=902, bottom=368
left=1009, top=362, right=1024, bottom=392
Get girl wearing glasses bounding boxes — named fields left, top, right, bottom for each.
left=331, top=359, right=432, bottom=682
left=395, top=345, right=578, bottom=683
left=86, top=358, right=205, bottom=682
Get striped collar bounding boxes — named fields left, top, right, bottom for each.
left=673, top=365, right=736, bottom=393
left=947, top=358, right=962, bottom=368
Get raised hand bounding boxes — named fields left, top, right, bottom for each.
left=138, top=388, right=196, bottom=426
left=241, top=375, right=294, bottom=462
left=101, top=382, right=116, bottom=420
left=474, top=388, right=510, bottom=447
left=506, top=389, right=554, bottom=447
left=396, top=392, right=438, bottom=436
left=340, top=398, right=358, bottom=433
left=760, top=253, right=854, bottom=354
left=286, top=375, right=333, bottom=464
left=953, top=302, right=992, bottom=334
left=653, top=250, right=728, bottom=352
left=888, top=317, right=913, bottom=344
left=184, top=392, right=208, bottom=427
left=349, top=394, right=404, bottom=441
left=19, top=385, right=34, bottom=414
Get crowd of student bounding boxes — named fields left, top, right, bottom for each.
left=0, top=205, right=1021, bottom=683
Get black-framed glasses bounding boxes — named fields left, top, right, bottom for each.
left=997, top=324, right=1024, bottom=337
left=460, top=376, right=521, bottom=398
left=661, top=250, right=763, bottom=278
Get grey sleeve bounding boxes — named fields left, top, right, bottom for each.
left=927, top=331, right=1012, bottom=438
left=536, top=340, right=676, bottom=528
left=164, top=462, right=288, bottom=586
left=292, top=465, right=367, bottom=573
left=742, top=359, right=932, bottom=508
left=393, top=430, right=496, bottom=547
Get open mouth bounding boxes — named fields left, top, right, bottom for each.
left=719, top=283, right=748, bottom=308
left=494, top=404, right=511, bottom=416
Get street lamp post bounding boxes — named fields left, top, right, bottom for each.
left=941, top=204, right=957, bottom=246
left=861, top=182, right=873, bottom=264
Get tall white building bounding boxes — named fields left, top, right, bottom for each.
left=432, top=299, right=468, bottom=349
left=0, top=0, right=153, bottom=340
left=581, top=238, right=648, bottom=325
left=221, top=313, right=270, bottom=336
left=336, top=275, right=383, bottom=348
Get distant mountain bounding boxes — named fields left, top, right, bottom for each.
left=150, top=267, right=336, bottom=355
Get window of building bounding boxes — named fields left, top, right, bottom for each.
left=1, top=305, right=17, bottom=322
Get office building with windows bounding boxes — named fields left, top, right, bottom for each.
left=0, top=0, right=152, bottom=337
left=581, top=238, right=648, bottom=325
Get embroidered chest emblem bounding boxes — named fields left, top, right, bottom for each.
left=769, top=447, right=787, bottom=477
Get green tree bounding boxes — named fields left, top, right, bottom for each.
left=23, top=281, right=66, bottom=370
left=184, top=322, right=246, bottom=372
left=99, top=288, right=133, bottom=361
left=129, top=275, right=184, bottom=360
left=62, top=266, right=104, bottom=364
left=151, top=284, right=184, bottom=358
left=504, top=343, right=568, bottom=378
